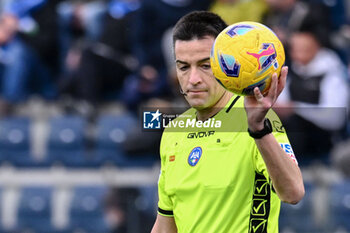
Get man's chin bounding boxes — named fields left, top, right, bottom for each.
left=188, top=101, right=207, bottom=110
left=186, top=95, right=212, bottom=108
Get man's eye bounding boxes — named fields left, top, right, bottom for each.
left=201, top=64, right=211, bottom=69
left=179, top=66, right=189, bottom=71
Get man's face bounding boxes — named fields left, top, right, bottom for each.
left=174, top=36, right=226, bottom=110
left=289, top=32, right=319, bottom=66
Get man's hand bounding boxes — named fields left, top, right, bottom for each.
left=244, top=66, right=288, bottom=131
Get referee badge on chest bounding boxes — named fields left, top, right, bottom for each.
left=188, top=147, right=202, bottom=166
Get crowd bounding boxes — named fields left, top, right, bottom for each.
left=0, top=0, right=349, bottom=232
left=0, top=0, right=349, bottom=175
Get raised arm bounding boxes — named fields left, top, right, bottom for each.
left=244, top=67, right=305, bottom=204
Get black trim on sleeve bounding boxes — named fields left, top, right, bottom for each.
left=226, top=96, right=240, bottom=113
left=158, top=207, right=174, bottom=216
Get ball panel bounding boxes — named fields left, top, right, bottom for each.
left=210, top=21, right=285, bottom=96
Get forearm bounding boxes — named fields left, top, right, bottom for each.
left=151, top=214, right=177, bottom=233
left=254, top=133, right=304, bottom=204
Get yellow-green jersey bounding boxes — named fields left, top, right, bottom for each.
left=157, top=95, right=297, bottom=233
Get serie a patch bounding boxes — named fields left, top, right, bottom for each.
left=280, top=143, right=298, bottom=165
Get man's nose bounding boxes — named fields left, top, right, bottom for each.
left=189, top=68, right=202, bottom=85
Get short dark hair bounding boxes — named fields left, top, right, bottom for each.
left=173, top=11, right=227, bottom=46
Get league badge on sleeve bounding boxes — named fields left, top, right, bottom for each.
left=280, top=143, right=298, bottom=165
left=188, top=147, right=202, bottom=166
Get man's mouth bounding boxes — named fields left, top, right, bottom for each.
left=188, top=89, right=207, bottom=94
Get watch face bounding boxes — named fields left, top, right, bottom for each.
left=263, top=118, right=273, bottom=134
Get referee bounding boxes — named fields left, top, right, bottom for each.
left=151, top=11, right=304, bottom=233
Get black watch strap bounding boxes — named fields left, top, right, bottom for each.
left=248, top=118, right=273, bottom=139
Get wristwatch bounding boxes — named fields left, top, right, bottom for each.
left=248, top=118, right=273, bottom=139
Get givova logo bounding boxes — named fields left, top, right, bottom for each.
left=143, top=109, right=162, bottom=129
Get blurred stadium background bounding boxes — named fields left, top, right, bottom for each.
left=0, top=0, right=349, bottom=232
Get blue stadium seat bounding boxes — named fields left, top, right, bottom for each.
left=17, top=186, right=54, bottom=233
left=329, top=179, right=350, bottom=232
left=279, top=182, right=319, bottom=233
left=46, top=115, right=89, bottom=167
left=0, top=117, right=34, bottom=166
left=94, top=114, right=155, bottom=167
left=69, top=186, right=108, bottom=232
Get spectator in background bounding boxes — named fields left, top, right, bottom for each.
left=122, top=0, right=211, bottom=111
left=104, top=188, right=153, bottom=233
left=0, top=0, right=59, bottom=114
left=57, top=0, right=108, bottom=68
left=264, top=0, right=350, bottom=67
left=263, top=0, right=332, bottom=58
left=59, top=0, right=139, bottom=106
left=104, top=188, right=128, bottom=233
left=210, top=0, right=268, bottom=25
left=276, top=29, right=349, bottom=164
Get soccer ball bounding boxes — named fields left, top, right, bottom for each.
left=210, top=21, right=285, bottom=96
